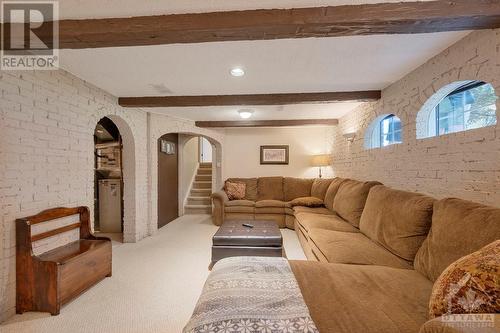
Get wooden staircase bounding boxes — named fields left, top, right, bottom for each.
left=184, top=163, right=213, bottom=214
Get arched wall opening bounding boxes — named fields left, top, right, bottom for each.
left=178, top=135, right=218, bottom=216
left=152, top=131, right=222, bottom=232
left=96, top=115, right=137, bottom=242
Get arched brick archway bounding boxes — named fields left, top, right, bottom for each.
left=149, top=129, right=223, bottom=235
left=97, top=115, right=137, bottom=242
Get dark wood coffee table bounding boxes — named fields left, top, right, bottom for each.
left=211, top=220, right=283, bottom=267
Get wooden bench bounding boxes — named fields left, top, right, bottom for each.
left=16, top=207, right=112, bottom=315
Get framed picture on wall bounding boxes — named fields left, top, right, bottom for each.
left=260, top=145, right=289, bottom=165
left=160, top=140, right=176, bottom=155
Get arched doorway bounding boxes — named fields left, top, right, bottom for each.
left=156, top=133, right=221, bottom=229
left=94, top=117, right=124, bottom=241
left=180, top=135, right=214, bottom=215
left=151, top=129, right=222, bottom=233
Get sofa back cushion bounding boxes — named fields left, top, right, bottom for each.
left=323, top=178, right=347, bottom=211
left=311, top=178, right=333, bottom=200
left=332, top=179, right=382, bottom=227
left=283, top=177, right=313, bottom=201
left=359, top=185, right=435, bottom=261
left=414, top=198, right=500, bottom=282
left=226, top=178, right=258, bottom=201
left=257, top=177, right=284, bottom=201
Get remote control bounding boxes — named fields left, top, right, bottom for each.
left=242, top=223, right=254, bottom=228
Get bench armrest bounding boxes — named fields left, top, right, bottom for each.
left=211, top=190, right=228, bottom=226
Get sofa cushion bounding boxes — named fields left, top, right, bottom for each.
left=323, top=177, right=348, bottom=211
left=257, top=177, right=284, bottom=201
left=308, top=229, right=412, bottom=269
left=227, top=178, right=258, bottom=201
left=332, top=179, right=382, bottom=227
left=283, top=177, right=313, bottom=201
left=226, top=200, right=255, bottom=207
left=414, top=198, right=500, bottom=282
left=255, top=200, right=289, bottom=208
left=224, top=205, right=255, bottom=213
left=290, top=261, right=433, bottom=333
left=360, top=185, right=435, bottom=261
left=311, top=178, right=333, bottom=200
left=293, top=206, right=334, bottom=215
left=255, top=207, right=286, bottom=214
left=295, top=213, right=359, bottom=233
left=429, top=240, right=500, bottom=319
left=289, top=196, right=324, bottom=207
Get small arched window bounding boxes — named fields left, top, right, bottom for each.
left=419, top=81, right=497, bottom=139
left=364, top=114, right=402, bottom=149
left=380, top=114, right=402, bottom=147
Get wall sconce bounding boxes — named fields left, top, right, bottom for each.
left=343, top=132, right=356, bottom=143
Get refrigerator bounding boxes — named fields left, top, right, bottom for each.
left=98, top=179, right=122, bottom=233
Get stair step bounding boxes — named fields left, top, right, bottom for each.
left=199, top=163, right=212, bottom=168
left=195, top=174, right=211, bottom=181
left=187, top=197, right=211, bottom=205
left=185, top=204, right=212, bottom=214
left=190, top=188, right=211, bottom=197
left=198, top=168, right=212, bottom=175
left=193, top=181, right=211, bottom=189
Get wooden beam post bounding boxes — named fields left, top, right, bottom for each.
left=10, top=0, right=500, bottom=49
left=195, top=119, right=339, bottom=128
left=118, top=91, right=381, bottom=107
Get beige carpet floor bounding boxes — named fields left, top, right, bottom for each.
left=1, top=215, right=306, bottom=333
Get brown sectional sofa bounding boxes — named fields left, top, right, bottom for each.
left=210, top=176, right=500, bottom=333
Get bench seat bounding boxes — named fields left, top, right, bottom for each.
left=38, top=239, right=110, bottom=264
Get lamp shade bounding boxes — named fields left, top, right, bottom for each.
left=310, top=154, right=331, bottom=167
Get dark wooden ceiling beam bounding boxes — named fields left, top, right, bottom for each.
left=118, top=91, right=381, bottom=107
left=18, top=0, right=500, bottom=49
left=195, top=119, right=339, bottom=128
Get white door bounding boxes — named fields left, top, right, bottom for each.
left=199, top=137, right=212, bottom=163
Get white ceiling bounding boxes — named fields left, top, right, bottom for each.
left=58, top=0, right=433, bottom=19
left=55, top=0, right=469, bottom=122
left=145, top=102, right=364, bottom=122
left=60, top=32, right=469, bottom=97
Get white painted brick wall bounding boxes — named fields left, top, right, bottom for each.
left=0, top=68, right=221, bottom=322
left=331, top=29, right=500, bottom=207
left=0, top=69, right=149, bottom=321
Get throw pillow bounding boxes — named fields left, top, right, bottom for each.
left=224, top=181, right=246, bottom=200
left=289, top=197, right=324, bottom=207
left=428, top=240, right=500, bottom=319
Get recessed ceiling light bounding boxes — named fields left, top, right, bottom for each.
left=238, top=109, right=254, bottom=119
left=230, top=67, right=245, bottom=77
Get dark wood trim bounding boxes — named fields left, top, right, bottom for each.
left=260, top=145, right=289, bottom=165
left=31, top=222, right=82, bottom=242
left=22, top=207, right=81, bottom=225
left=14, top=0, right=500, bottom=49
left=119, top=91, right=380, bottom=107
left=196, top=119, right=339, bottom=128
